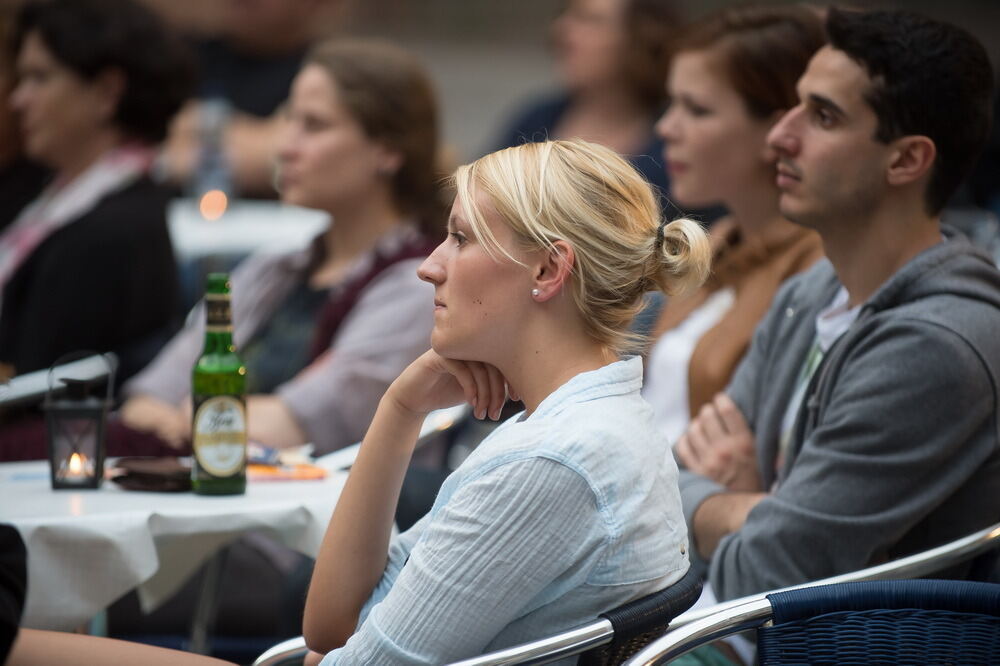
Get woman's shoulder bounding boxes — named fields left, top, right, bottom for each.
left=468, top=393, right=668, bottom=487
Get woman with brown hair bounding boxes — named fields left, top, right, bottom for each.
left=119, top=38, right=446, bottom=457
left=494, top=0, right=678, bottom=203
left=644, top=5, right=827, bottom=451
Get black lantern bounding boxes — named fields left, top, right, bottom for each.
left=44, top=354, right=115, bottom=490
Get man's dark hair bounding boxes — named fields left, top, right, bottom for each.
left=12, top=0, right=193, bottom=144
left=826, top=7, right=994, bottom=215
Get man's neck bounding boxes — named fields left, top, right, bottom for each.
left=820, top=197, right=942, bottom=307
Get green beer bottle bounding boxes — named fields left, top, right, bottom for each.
left=191, top=273, right=247, bottom=495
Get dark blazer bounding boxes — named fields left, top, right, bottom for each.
left=0, top=524, right=26, bottom=664
left=0, top=177, right=179, bottom=381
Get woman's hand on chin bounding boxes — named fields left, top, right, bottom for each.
left=387, top=350, right=515, bottom=421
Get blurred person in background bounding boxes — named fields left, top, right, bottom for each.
left=0, top=0, right=192, bottom=385
left=0, top=8, right=49, bottom=237
left=492, top=0, right=678, bottom=207
left=119, top=38, right=445, bottom=458
left=154, top=0, right=348, bottom=198
left=643, top=5, right=826, bottom=447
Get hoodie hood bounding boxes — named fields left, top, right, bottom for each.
left=862, top=225, right=1000, bottom=316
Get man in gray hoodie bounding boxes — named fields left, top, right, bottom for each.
left=676, top=7, right=1000, bottom=602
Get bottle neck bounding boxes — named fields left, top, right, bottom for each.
left=203, top=294, right=234, bottom=352
left=202, top=329, right=234, bottom=353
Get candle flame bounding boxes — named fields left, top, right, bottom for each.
left=68, top=452, right=84, bottom=474
left=199, top=190, right=228, bottom=220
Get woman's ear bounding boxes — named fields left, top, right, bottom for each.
left=376, top=146, right=404, bottom=177
left=531, top=240, right=574, bottom=302
left=94, top=67, right=125, bottom=123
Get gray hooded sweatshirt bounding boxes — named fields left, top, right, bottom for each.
left=680, top=230, right=1000, bottom=601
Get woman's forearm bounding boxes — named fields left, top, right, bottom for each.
left=302, top=391, right=425, bottom=654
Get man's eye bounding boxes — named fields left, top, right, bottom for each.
left=815, top=108, right=835, bottom=128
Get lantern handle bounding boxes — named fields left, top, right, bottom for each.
left=46, top=351, right=118, bottom=404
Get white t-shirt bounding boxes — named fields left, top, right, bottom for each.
left=775, top=287, right=862, bottom=477
left=643, top=288, right=736, bottom=444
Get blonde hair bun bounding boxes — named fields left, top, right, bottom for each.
left=648, top=216, right=712, bottom=298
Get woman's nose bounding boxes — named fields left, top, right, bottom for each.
left=9, top=83, right=27, bottom=112
left=417, top=243, right=447, bottom=285
left=656, top=106, right=678, bottom=143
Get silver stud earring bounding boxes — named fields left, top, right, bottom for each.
left=531, top=288, right=541, bottom=298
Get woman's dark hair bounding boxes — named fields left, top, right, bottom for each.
left=12, top=0, right=193, bottom=144
left=621, top=0, right=681, bottom=113
left=826, top=7, right=994, bottom=214
left=674, top=5, right=826, bottom=120
left=305, top=39, right=446, bottom=237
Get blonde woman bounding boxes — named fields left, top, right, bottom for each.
left=8, top=139, right=709, bottom=665
left=302, top=139, right=709, bottom=663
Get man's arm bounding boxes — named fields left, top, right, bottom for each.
left=692, top=491, right=766, bottom=560
left=676, top=393, right=761, bottom=493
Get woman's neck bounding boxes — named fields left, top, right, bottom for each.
left=54, top=129, right=122, bottom=184
left=314, top=192, right=405, bottom=285
left=725, top=178, right=789, bottom=242
left=500, top=310, right=617, bottom=417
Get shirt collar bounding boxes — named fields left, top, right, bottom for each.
left=526, top=356, right=644, bottom=421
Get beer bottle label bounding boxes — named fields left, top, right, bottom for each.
left=205, top=294, right=232, bottom=333
left=193, top=396, right=246, bottom=477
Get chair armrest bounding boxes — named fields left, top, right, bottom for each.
left=448, top=619, right=614, bottom=666
left=624, top=597, right=773, bottom=666
left=667, top=520, right=1000, bottom=631
left=252, top=635, right=309, bottom=666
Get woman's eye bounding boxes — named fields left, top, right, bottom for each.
left=683, top=100, right=710, bottom=117
left=300, top=116, right=329, bottom=133
left=449, top=231, right=467, bottom=246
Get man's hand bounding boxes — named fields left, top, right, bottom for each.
left=676, top=393, right=761, bottom=492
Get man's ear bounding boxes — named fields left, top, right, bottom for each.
left=531, top=240, right=575, bottom=302
left=886, top=135, right=936, bottom=187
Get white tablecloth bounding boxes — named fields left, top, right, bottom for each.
left=168, top=199, right=329, bottom=261
left=0, top=457, right=349, bottom=631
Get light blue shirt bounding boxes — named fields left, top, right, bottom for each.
left=321, top=357, right=690, bottom=664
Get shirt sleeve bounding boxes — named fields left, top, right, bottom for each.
left=707, top=319, right=997, bottom=600
left=277, top=259, right=434, bottom=454
left=319, top=457, right=601, bottom=665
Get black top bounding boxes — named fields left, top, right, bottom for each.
left=0, top=177, right=179, bottom=382
left=0, top=524, right=26, bottom=664
left=492, top=92, right=726, bottom=222
left=240, top=279, right=328, bottom=394
left=0, top=159, right=51, bottom=234
left=492, top=93, right=672, bottom=206
left=194, top=38, right=306, bottom=118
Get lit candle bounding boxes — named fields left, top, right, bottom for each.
left=60, top=452, right=93, bottom=483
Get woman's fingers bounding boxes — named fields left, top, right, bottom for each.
left=437, top=357, right=479, bottom=407
left=465, top=362, right=492, bottom=418
left=485, top=364, right=506, bottom=420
